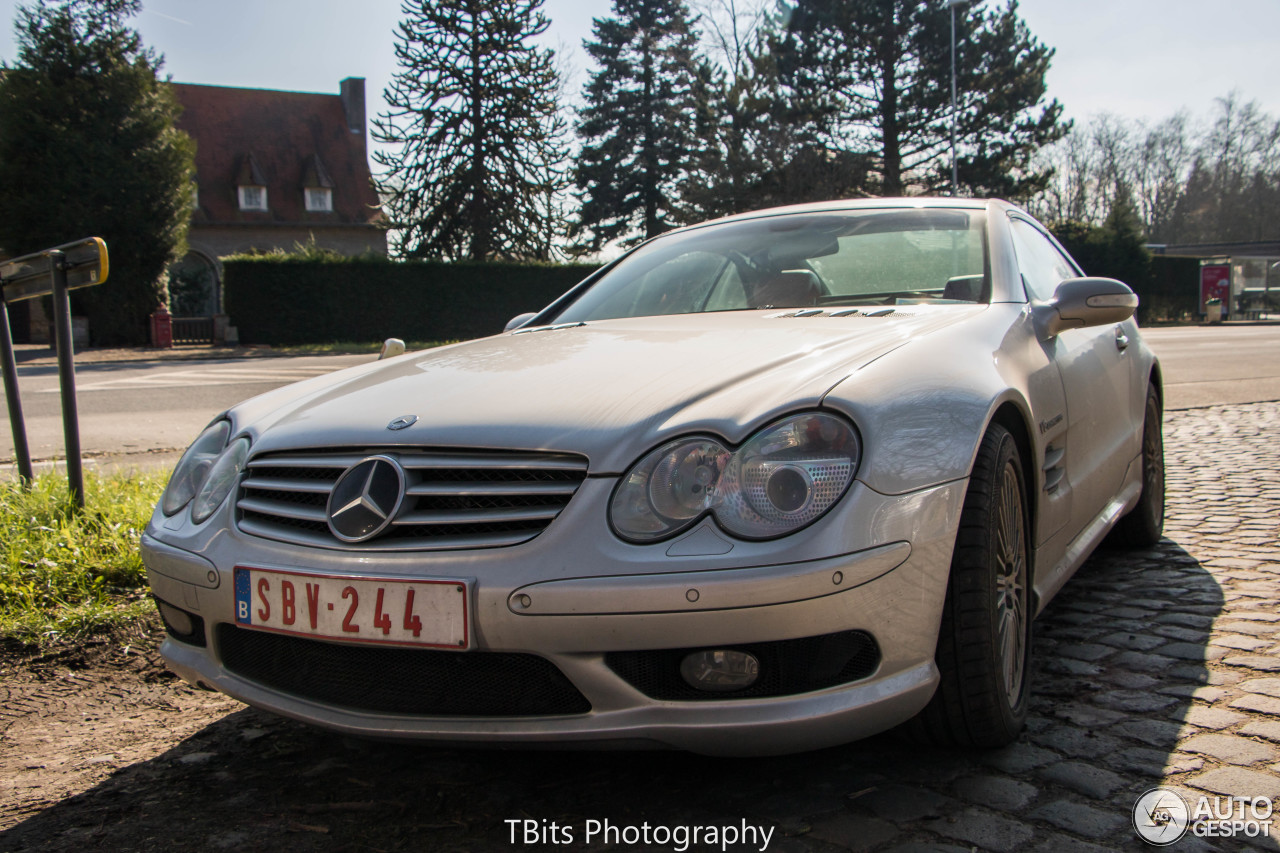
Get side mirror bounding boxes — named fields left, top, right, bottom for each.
left=1036, top=277, right=1137, bottom=338
left=504, top=312, right=538, bottom=333
left=378, top=337, right=406, bottom=360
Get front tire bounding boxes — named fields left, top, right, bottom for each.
left=1112, top=383, right=1164, bottom=547
left=907, top=423, right=1031, bottom=748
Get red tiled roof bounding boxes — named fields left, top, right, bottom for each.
left=172, top=81, right=383, bottom=227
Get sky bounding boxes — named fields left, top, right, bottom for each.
left=1, top=0, right=1279, bottom=142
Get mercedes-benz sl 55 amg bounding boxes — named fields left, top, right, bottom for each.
left=144, top=198, right=1164, bottom=755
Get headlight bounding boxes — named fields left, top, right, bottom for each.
left=611, top=413, right=859, bottom=542
left=161, top=421, right=230, bottom=515
left=611, top=438, right=732, bottom=540
left=191, top=437, right=250, bottom=523
left=715, top=415, right=858, bottom=538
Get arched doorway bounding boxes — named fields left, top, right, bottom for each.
left=168, top=250, right=221, bottom=317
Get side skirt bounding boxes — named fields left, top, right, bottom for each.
left=1031, top=455, right=1142, bottom=617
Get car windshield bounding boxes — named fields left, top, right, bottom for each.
left=555, top=207, right=989, bottom=322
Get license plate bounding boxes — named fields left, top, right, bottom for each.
left=233, top=567, right=468, bottom=649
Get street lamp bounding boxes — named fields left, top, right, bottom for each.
left=946, top=0, right=973, bottom=197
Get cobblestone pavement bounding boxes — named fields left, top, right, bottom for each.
left=2, top=401, right=1279, bottom=853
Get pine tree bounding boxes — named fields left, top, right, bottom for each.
left=687, top=17, right=869, bottom=218
left=374, top=0, right=569, bottom=261
left=0, top=0, right=195, bottom=346
left=574, top=0, right=710, bottom=251
left=779, top=0, right=1066, bottom=199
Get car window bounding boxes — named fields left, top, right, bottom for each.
left=1008, top=217, right=1079, bottom=302
left=810, top=227, right=985, bottom=298
left=555, top=208, right=990, bottom=322
left=574, top=251, right=729, bottom=320
left=702, top=259, right=749, bottom=312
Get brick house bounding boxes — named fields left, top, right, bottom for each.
left=169, top=78, right=387, bottom=317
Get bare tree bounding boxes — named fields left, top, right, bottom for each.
left=1028, top=125, right=1096, bottom=224
left=692, top=0, right=770, bottom=78
left=1031, top=94, right=1280, bottom=244
left=1132, top=113, right=1191, bottom=241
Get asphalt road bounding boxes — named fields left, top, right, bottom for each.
left=1141, top=324, right=1280, bottom=409
left=0, top=353, right=371, bottom=474
left=0, top=324, right=1275, bottom=475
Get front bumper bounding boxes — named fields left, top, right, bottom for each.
left=144, top=477, right=966, bottom=756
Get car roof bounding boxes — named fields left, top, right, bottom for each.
left=682, top=197, right=1015, bottom=232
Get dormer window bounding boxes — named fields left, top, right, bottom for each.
left=235, top=152, right=269, bottom=212
left=301, top=154, right=336, bottom=215
left=305, top=187, right=333, bottom=212
left=238, top=185, right=267, bottom=211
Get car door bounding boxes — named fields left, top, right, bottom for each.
left=1007, top=216, right=1135, bottom=533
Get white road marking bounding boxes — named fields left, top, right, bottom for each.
left=38, top=365, right=338, bottom=392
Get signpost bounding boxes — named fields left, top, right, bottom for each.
left=0, top=237, right=109, bottom=507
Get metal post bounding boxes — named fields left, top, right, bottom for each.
left=49, top=251, right=84, bottom=508
left=0, top=297, right=34, bottom=483
left=950, top=3, right=958, bottom=196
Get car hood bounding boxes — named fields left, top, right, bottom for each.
left=237, top=308, right=984, bottom=473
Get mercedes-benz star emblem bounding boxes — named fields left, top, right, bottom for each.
left=326, top=456, right=407, bottom=543
left=387, top=415, right=418, bottom=431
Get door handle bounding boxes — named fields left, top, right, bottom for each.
left=1115, top=329, right=1129, bottom=351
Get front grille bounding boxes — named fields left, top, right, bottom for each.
left=236, top=448, right=588, bottom=551
left=217, top=624, right=591, bottom=717
left=605, top=631, right=880, bottom=701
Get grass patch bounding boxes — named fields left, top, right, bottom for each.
left=1, top=470, right=166, bottom=645
left=270, top=340, right=457, bottom=356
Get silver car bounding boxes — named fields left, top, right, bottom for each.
left=143, top=198, right=1163, bottom=756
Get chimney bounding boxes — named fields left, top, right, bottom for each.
left=339, top=77, right=365, bottom=135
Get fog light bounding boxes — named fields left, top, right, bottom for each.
left=156, top=600, right=194, bottom=636
left=679, top=649, right=760, bottom=692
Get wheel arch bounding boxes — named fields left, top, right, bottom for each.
left=988, top=401, right=1035, bottom=501
left=986, top=400, right=1038, bottom=609
left=1148, top=359, right=1164, bottom=409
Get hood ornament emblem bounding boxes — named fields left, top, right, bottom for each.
left=387, top=415, right=418, bottom=431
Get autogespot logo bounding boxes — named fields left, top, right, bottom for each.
left=1133, top=788, right=1190, bottom=845
left=326, top=456, right=406, bottom=543
left=1133, top=788, right=1276, bottom=844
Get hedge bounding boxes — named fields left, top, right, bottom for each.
left=222, top=258, right=599, bottom=345
left=1145, top=256, right=1202, bottom=323
left=222, top=250, right=1204, bottom=346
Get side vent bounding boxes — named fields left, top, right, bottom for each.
left=1042, top=444, right=1066, bottom=492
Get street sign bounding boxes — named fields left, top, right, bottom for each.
left=0, top=237, right=109, bottom=303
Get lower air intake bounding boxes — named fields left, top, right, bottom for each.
left=217, top=624, right=591, bottom=717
